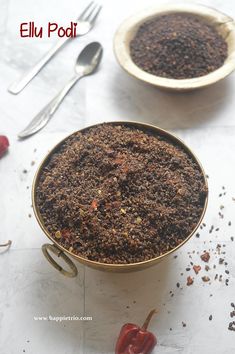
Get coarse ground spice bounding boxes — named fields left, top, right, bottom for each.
left=200, top=251, right=210, bottom=262
left=187, top=276, right=194, bottom=286
left=130, top=13, right=228, bottom=79
left=193, top=265, right=201, bottom=274
left=36, top=124, right=207, bottom=264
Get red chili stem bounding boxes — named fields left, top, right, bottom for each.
left=141, top=309, right=157, bottom=331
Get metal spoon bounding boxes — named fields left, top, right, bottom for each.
left=18, top=42, right=103, bottom=139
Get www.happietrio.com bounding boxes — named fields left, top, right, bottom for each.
left=34, top=315, right=93, bottom=322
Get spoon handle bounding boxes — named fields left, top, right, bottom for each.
left=18, top=74, right=82, bottom=139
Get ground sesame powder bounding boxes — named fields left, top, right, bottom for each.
left=36, top=124, right=207, bottom=264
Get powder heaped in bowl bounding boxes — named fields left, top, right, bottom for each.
left=36, top=124, right=207, bottom=264
left=130, top=13, right=228, bottom=79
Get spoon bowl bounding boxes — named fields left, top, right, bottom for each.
left=75, top=42, right=103, bottom=75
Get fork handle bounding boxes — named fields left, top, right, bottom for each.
left=8, top=37, right=70, bottom=94
left=18, top=73, right=82, bottom=138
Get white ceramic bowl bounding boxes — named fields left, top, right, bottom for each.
left=114, top=3, right=235, bottom=91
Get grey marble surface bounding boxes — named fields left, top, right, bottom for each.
left=0, top=0, right=235, bottom=353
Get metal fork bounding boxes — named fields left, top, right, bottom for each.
left=8, top=1, right=102, bottom=94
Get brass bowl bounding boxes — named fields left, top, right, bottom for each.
left=114, top=3, right=235, bottom=91
left=32, top=121, right=208, bottom=277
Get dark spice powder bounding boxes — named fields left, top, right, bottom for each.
left=130, top=13, right=228, bottom=79
left=36, top=124, right=207, bottom=264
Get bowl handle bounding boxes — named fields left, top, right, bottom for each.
left=42, top=244, right=78, bottom=278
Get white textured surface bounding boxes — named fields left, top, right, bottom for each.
left=0, top=0, right=235, bottom=353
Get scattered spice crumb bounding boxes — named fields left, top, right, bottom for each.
left=201, top=251, right=210, bottom=263
left=209, top=315, right=213, bottom=321
left=230, top=311, right=235, bottom=318
left=182, top=322, right=186, bottom=327
left=187, top=276, right=194, bottom=286
left=209, top=225, right=214, bottom=233
left=228, top=304, right=235, bottom=331
left=202, top=276, right=210, bottom=282
left=216, top=244, right=221, bottom=254
left=228, top=322, right=235, bottom=331
left=193, top=265, right=201, bottom=274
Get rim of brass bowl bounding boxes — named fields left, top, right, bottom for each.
left=32, top=121, right=208, bottom=273
left=113, top=3, right=235, bottom=92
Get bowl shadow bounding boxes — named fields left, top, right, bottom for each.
left=111, top=69, right=232, bottom=130
left=83, top=255, right=180, bottom=353
left=25, top=249, right=188, bottom=353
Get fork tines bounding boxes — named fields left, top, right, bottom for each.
left=77, top=1, right=102, bottom=24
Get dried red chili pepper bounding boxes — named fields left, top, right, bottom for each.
left=113, top=157, right=124, bottom=165
left=115, top=309, right=157, bottom=354
left=61, top=228, right=71, bottom=239
left=0, top=135, right=9, bottom=158
left=90, top=199, right=98, bottom=210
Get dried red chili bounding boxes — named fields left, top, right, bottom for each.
left=0, top=135, right=9, bottom=158
left=90, top=199, right=98, bottom=210
left=115, top=309, right=157, bottom=354
left=61, top=229, right=71, bottom=239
